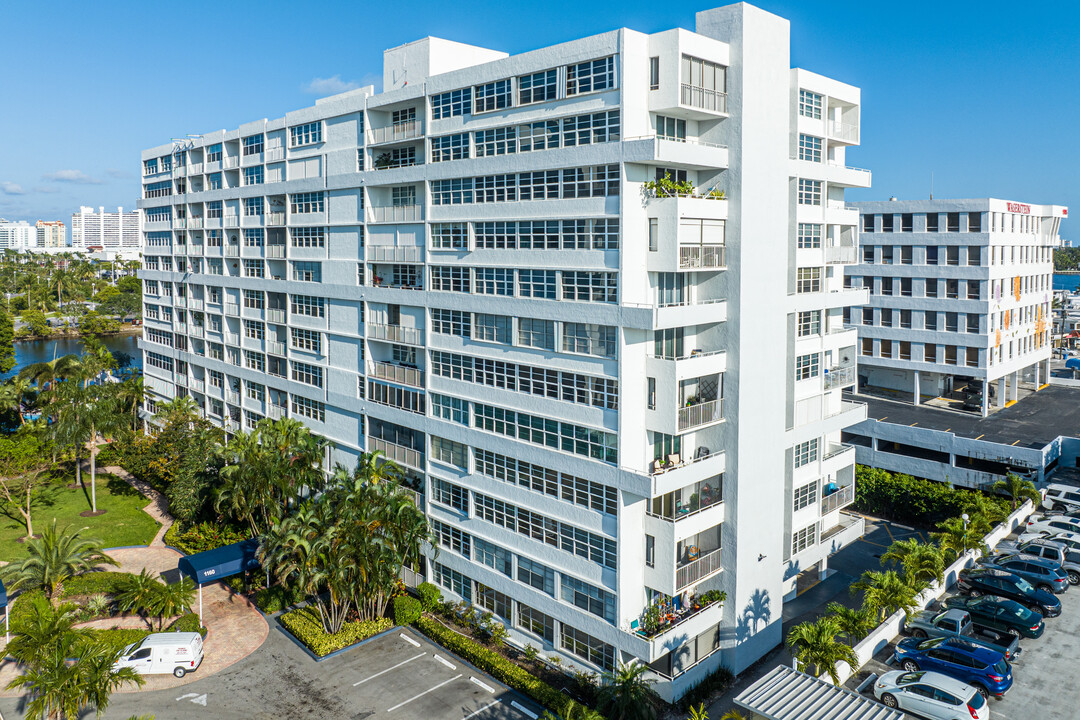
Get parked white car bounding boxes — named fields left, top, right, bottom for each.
left=1016, top=529, right=1080, bottom=549
left=114, top=632, right=204, bottom=678
left=1024, top=515, right=1080, bottom=537
left=1042, top=484, right=1080, bottom=513
left=874, top=670, right=988, bottom=720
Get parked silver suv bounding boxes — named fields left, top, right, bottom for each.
left=1016, top=538, right=1080, bottom=585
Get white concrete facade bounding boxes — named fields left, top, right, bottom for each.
left=0, top=219, right=35, bottom=250
left=35, top=220, right=66, bottom=248
left=848, top=199, right=1066, bottom=414
left=71, top=206, right=143, bottom=254
left=137, top=3, right=868, bottom=697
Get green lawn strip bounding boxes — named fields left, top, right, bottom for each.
left=0, top=474, right=160, bottom=560
left=278, top=605, right=393, bottom=657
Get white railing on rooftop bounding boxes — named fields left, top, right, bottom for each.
left=680, top=84, right=728, bottom=113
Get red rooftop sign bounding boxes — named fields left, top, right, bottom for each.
left=1006, top=202, right=1031, bottom=214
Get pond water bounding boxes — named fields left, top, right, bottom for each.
left=3, top=333, right=141, bottom=380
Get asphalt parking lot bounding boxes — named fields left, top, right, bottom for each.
left=847, top=527, right=1080, bottom=720
left=0, top=625, right=543, bottom=720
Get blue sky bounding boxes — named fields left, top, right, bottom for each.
left=1, top=0, right=1076, bottom=236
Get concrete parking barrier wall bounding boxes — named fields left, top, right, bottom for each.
left=832, top=500, right=1036, bottom=686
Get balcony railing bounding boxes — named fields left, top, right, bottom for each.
left=265, top=147, right=285, bottom=162
left=372, top=120, right=423, bottom=144
left=224, top=216, right=238, bottom=228
left=267, top=308, right=286, bottom=324
left=266, top=244, right=285, bottom=258
left=267, top=341, right=286, bottom=357
left=367, top=436, right=423, bottom=469
left=678, top=398, right=723, bottom=431
left=266, top=404, right=286, bottom=420
left=368, top=245, right=424, bottom=263
left=822, top=442, right=851, bottom=462
left=655, top=297, right=725, bottom=310
left=191, top=378, right=205, bottom=393
left=823, top=365, right=856, bottom=390
left=372, top=361, right=424, bottom=388
left=372, top=205, right=423, bottom=223
left=676, top=548, right=723, bottom=590
left=680, top=84, right=728, bottom=113
left=679, top=245, right=726, bottom=270
left=224, top=303, right=239, bottom=317
left=829, top=121, right=860, bottom=143
left=267, top=212, right=285, bottom=227
left=224, top=245, right=239, bottom=257
left=821, top=484, right=855, bottom=515
left=223, top=157, right=239, bottom=169
left=225, top=391, right=240, bottom=405
left=223, top=332, right=239, bottom=345
left=825, top=246, right=857, bottom=265
left=368, top=323, right=423, bottom=345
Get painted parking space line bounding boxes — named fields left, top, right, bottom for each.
left=433, top=653, right=457, bottom=670
left=387, top=674, right=463, bottom=713
left=511, top=700, right=539, bottom=719
left=401, top=633, right=422, bottom=647
left=470, top=676, right=496, bottom=693
left=353, top=652, right=427, bottom=686
left=463, top=700, right=501, bottom=719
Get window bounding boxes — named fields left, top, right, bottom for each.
left=433, top=562, right=471, bottom=602
left=797, top=223, right=822, bottom=249
left=431, top=308, right=470, bottom=337
left=207, top=173, right=222, bottom=190
left=926, top=213, right=939, bottom=232
left=144, top=181, right=171, bottom=199
left=289, top=121, right=321, bottom=147
left=431, top=266, right=470, bottom=292
left=290, top=192, right=324, bottom=214
left=431, top=88, right=472, bottom=119
left=792, top=524, right=817, bottom=554
left=475, top=538, right=512, bottom=577
left=431, top=178, right=472, bottom=205
left=431, top=223, right=467, bottom=250
left=518, top=269, right=556, bottom=299
left=243, top=289, right=264, bottom=309
left=968, top=212, right=982, bottom=232
left=206, top=144, right=222, bottom=163
left=242, top=134, right=264, bottom=156
left=243, top=229, right=263, bottom=246
left=518, top=120, right=560, bottom=152
left=797, top=310, right=821, bottom=337
left=560, top=624, right=614, bottom=671
left=563, top=323, right=616, bottom=358
left=796, top=267, right=821, bottom=293
left=517, top=557, right=555, bottom=595
left=292, top=261, right=321, bottom=283
left=562, top=111, right=620, bottom=147
left=245, top=381, right=265, bottom=402
left=474, top=79, right=511, bottom=113
left=472, top=402, right=617, bottom=464
left=562, top=271, right=617, bottom=303
left=292, top=361, right=323, bottom=387
left=431, top=393, right=468, bottom=425
left=649, top=56, right=660, bottom=89
left=431, top=133, right=469, bottom=163
left=243, top=320, right=264, bottom=340
left=518, top=318, right=555, bottom=350
left=519, top=69, right=558, bottom=104
left=292, top=395, right=325, bottom=422
left=474, top=267, right=513, bottom=295
left=291, top=294, right=324, bottom=317
left=902, top=213, right=914, bottom=232
left=882, top=215, right=894, bottom=233
left=645, top=534, right=655, bottom=567
left=793, top=482, right=816, bottom=511
left=794, top=439, right=819, bottom=468
left=798, top=134, right=822, bottom=162
left=431, top=437, right=468, bottom=469
left=244, top=350, right=266, bottom=373
left=291, top=227, right=325, bottom=247
left=561, top=575, right=616, bottom=623
left=562, top=164, right=619, bottom=198
left=797, top=179, right=821, bottom=205
left=431, top=477, right=468, bottom=513
left=518, top=603, right=554, bottom=642
left=472, top=313, right=511, bottom=344
left=567, top=56, right=614, bottom=95
left=243, top=197, right=263, bottom=216
left=657, top=116, right=686, bottom=142
left=290, top=328, right=321, bottom=353
left=475, top=584, right=511, bottom=619
left=243, top=165, right=264, bottom=186
left=798, top=89, right=822, bottom=119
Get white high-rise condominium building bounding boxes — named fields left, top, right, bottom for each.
left=71, top=206, right=143, bottom=253
left=138, top=3, right=869, bottom=695
left=848, top=199, right=1066, bottom=416
left=0, top=219, right=34, bottom=250
left=36, top=220, right=67, bottom=248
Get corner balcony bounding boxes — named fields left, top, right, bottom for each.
left=678, top=398, right=723, bottom=432
left=623, top=135, right=729, bottom=172
left=367, top=435, right=424, bottom=470
left=367, top=322, right=423, bottom=346
left=677, top=548, right=723, bottom=591
left=628, top=592, right=726, bottom=662
left=822, top=365, right=856, bottom=391
left=370, top=120, right=424, bottom=145
left=371, top=204, right=424, bottom=224
left=371, top=361, right=424, bottom=388
left=828, top=120, right=860, bottom=145
left=821, top=482, right=855, bottom=516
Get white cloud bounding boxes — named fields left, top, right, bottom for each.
left=42, top=169, right=104, bottom=185
left=0, top=182, right=26, bottom=195
left=106, top=168, right=132, bottom=179
left=302, top=75, right=361, bottom=95
left=32, top=186, right=61, bottom=194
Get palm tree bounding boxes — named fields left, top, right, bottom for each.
left=0, top=375, right=33, bottom=425
left=961, top=493, right=1006, bottom=528
left=994, top=472, right=1041, bottom=512
left=785, top=615, right=859, bottom=685
left=116, top=569, right=163, bottom=628
left=880, top=539, right=946, bottom=589
left=74, top=639, right=145, bottom=718
left=50, top=379, right=93, bottom=492
left=685, top=704, right=709, bottom=720
left=115, top=372, right=145, bottom=429
left=825, top=602, right=875, bottom=645
left=150, top=577, right=196, bottom=630
left=1, top=520, right=118, bottom=604
left=540, top=701, right=604, bottom=720
left=932, top=516, right=988, bottom=561
left=595, top=662, right=658, bottom=720
left=850, top=570, right=921, bottom=622
left=719, top=711, right=748, bottom=720
left=85, top=386, right=122, bottom=513
left=4, top=595, right=89, bottom=668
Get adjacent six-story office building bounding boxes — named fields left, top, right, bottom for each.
left=138, top=3, right=869, bottom=696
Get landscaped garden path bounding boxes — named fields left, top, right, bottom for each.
left=0, top=465, right=270, bottom=695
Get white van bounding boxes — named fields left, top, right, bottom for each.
left=115, top=632, right=204, bottom=678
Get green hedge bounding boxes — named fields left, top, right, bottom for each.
left=855, top=465, right=1010, bottom=528
left=252, top=584, right=307, bottom=614
left=394, top=596, right=421, bottom=626
left=416, top=615, right=577, bottom=717
left=166, top=611, right=208, bottom=636
left=165, top=522, right=248, bottom=555
left=62, top=571, right=132, bottom=598
left=163, top=522, right=184, bottom=550
left=417, top=582, right=441, bottom=612
left=279, top=606, right=393, bottom=657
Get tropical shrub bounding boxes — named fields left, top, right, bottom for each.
left=279, top=606, right=393, bottom=657
left=676, top=664, right=735, bottom=712
left=168, top=522, right=247, bottom=555
left=417, top=582, right=442, bottom=612
left=854, top=466, right=1009, bottom=527
left=251, top=584, right=307, bottom=614
left=394, top=595, right=422, bottom=626
left=61, top=571, right=131, bottom=598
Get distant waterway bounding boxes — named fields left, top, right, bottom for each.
left=1054, top=274, right=1080, bottom=292
left=2, top=334, right=141, bottom=381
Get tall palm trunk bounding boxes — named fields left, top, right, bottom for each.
left=89, top=424, right=98, bottom=512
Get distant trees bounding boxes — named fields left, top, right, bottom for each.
left=0, top=308, right=14, bottom=373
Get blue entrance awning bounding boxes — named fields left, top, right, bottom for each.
left=177, top=538, right=261, bottom=585
left=1, top=578, right=6, bottom=609
left=1067, top=358, right=1080, bottom=370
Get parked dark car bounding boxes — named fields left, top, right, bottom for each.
left=892, top=636, right=1012, bottom=700
left=956, top=567, right=1062, bottom=617
left=978, top=553, right=1069, bottom=594
left=941, top=595, right=1045, bottom=639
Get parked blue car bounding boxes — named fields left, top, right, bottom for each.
left=892, top=636, right=1012, bottom=700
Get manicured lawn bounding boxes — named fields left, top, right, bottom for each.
left=0, top=474, right=160, bottom=560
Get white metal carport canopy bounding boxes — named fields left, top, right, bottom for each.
left=735, top=665, right=904, bottom=720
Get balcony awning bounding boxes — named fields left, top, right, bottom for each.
left=177, top=538, right=261, bottom=585
left=735, top=665, right=903, bottom=720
